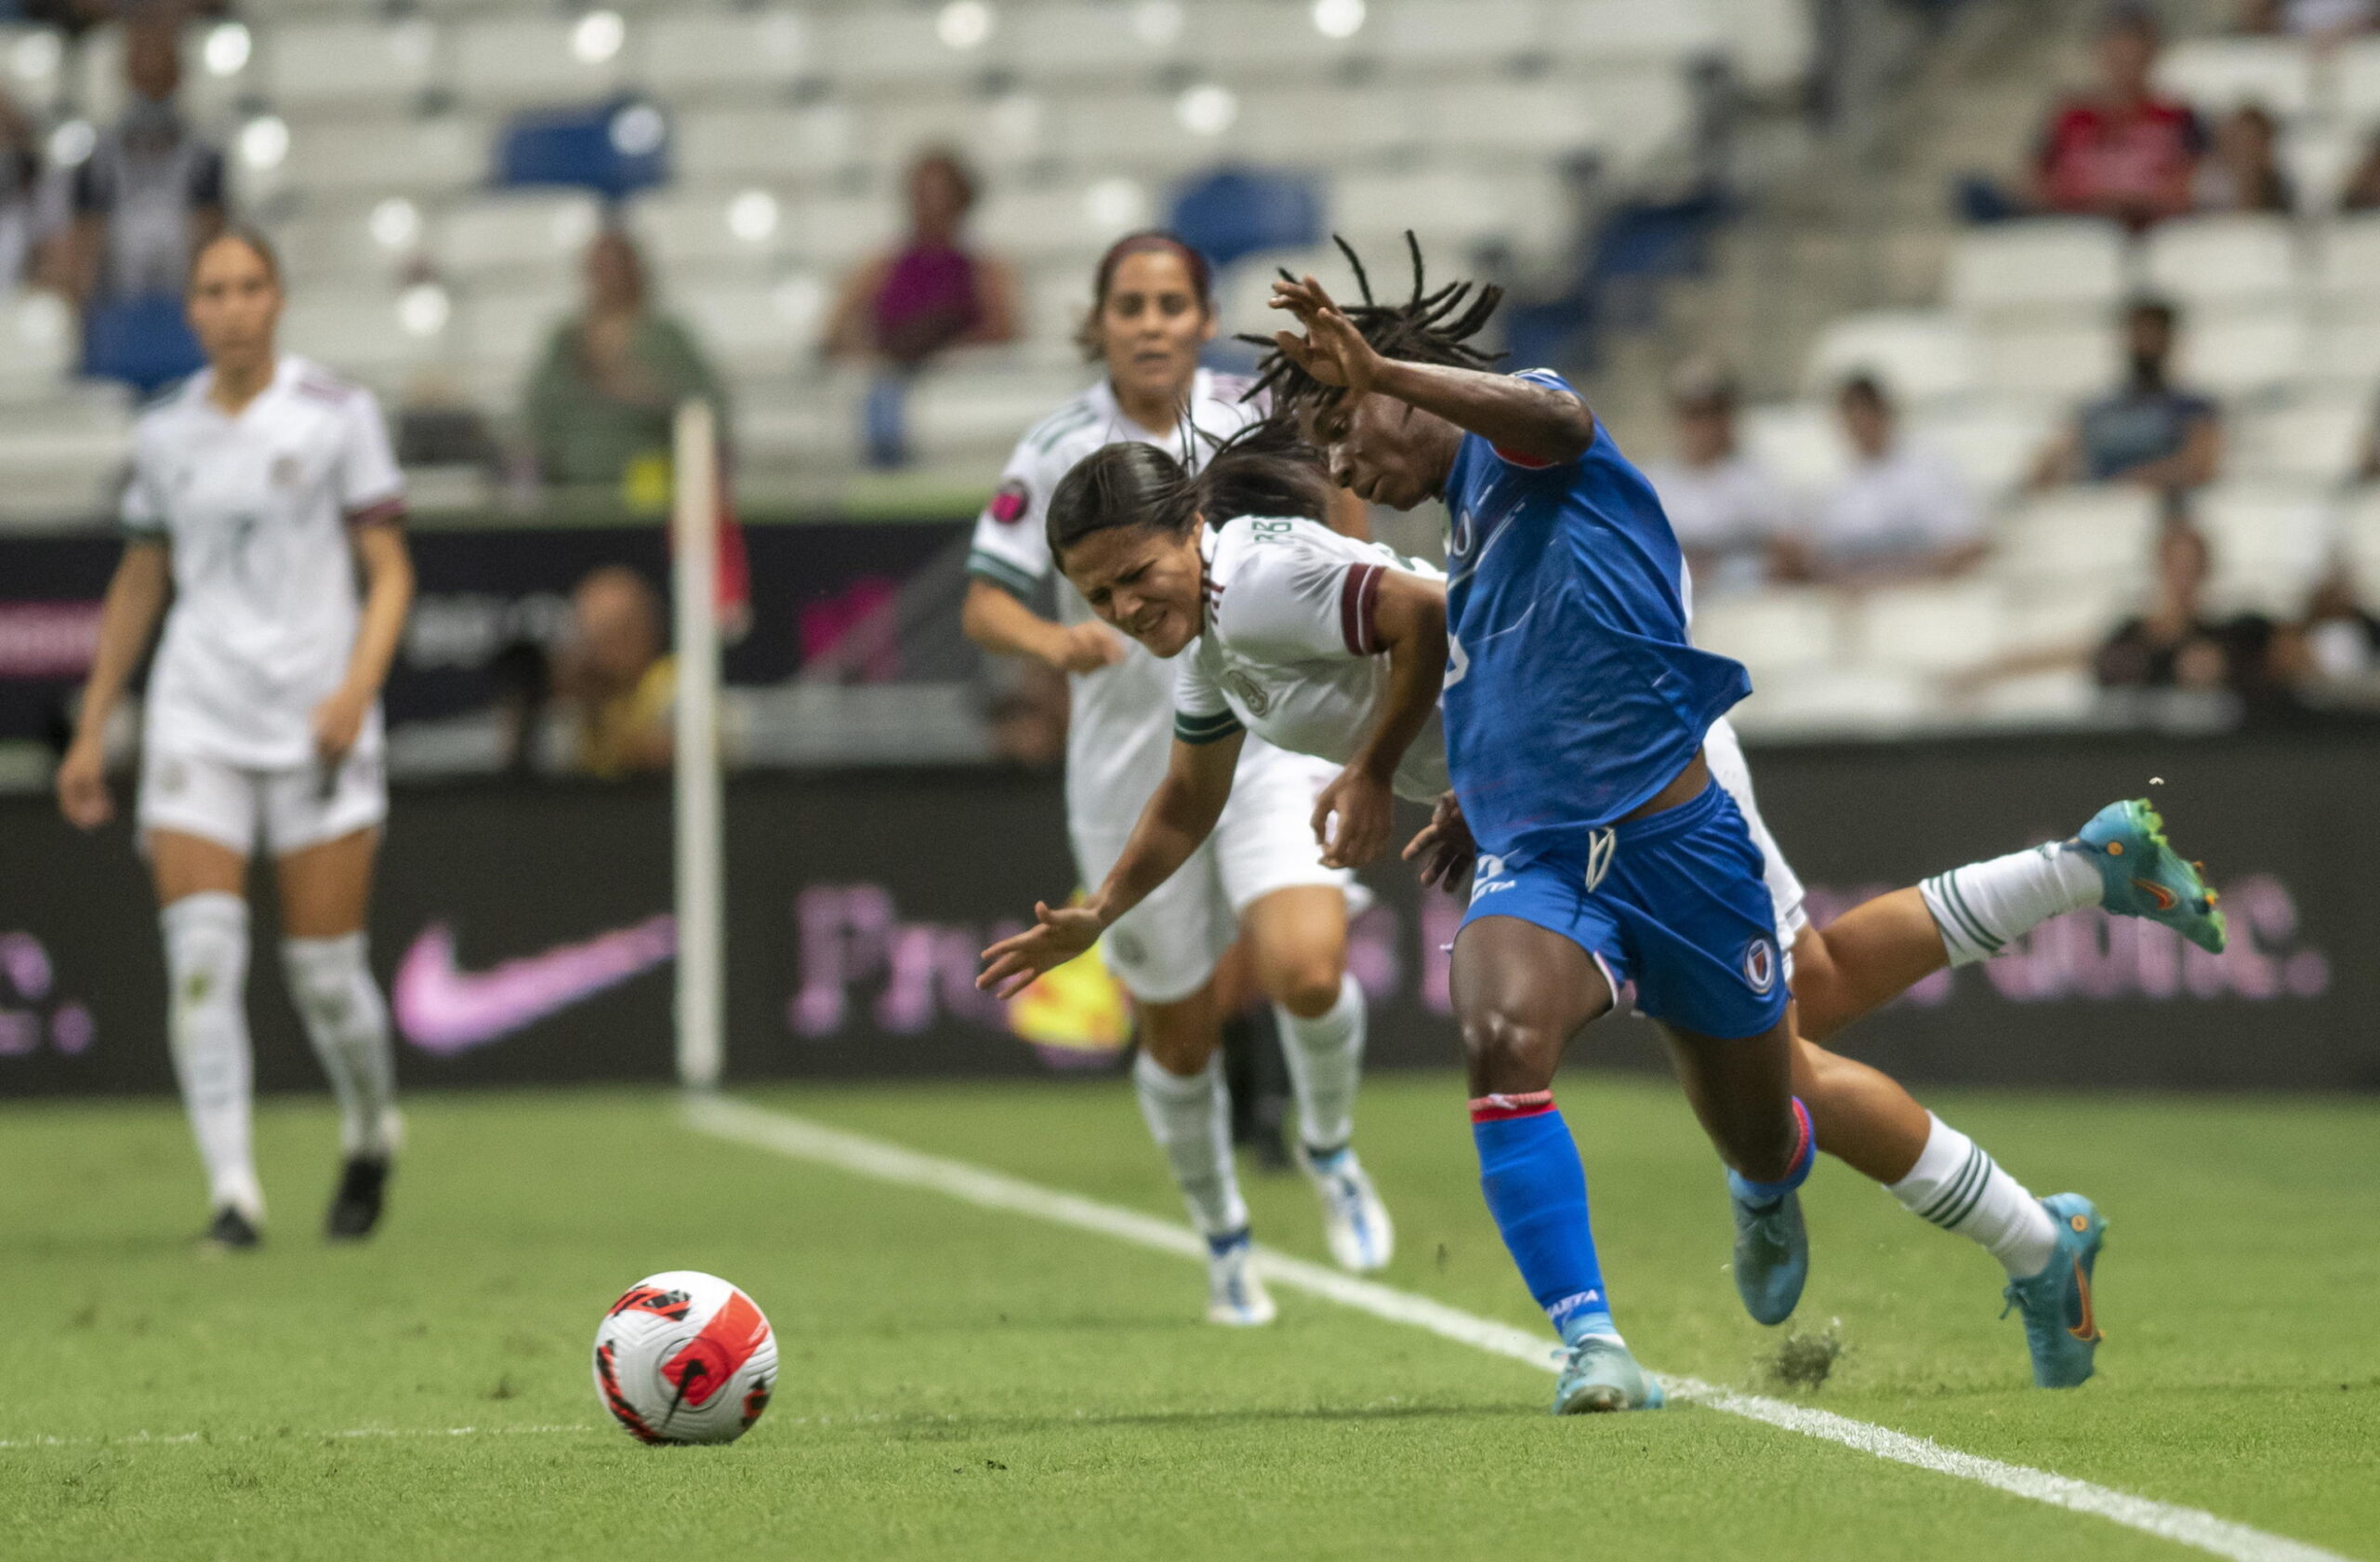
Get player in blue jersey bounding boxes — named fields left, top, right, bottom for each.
left=1244, top=238, right=2131, bottom=1414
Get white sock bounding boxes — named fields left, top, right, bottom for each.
left=1276, top=973, right=1365, bottom=1158
left=283, top=933, right=401, bottom=1158
left=161, top=893, right=263, bottom=1222
left=1886, top=1114, right=2059, bottom=1278
left=1132, top=1049, right=1249, bottom=1239
left=1921, top=844, right=2101, bottom=967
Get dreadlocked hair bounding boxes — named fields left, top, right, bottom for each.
left=1239, top=232, right=1505, bottom=424
left=1046, top=416, right=1334, bottom=566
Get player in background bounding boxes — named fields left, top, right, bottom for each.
left=979, top=421, right=2221, bottom=1391
left=56, top=229, right=415, bottom=1251
left=959, top=232, right=1390, bottom=1325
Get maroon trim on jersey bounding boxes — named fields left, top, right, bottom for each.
left=296, top=375, right=358, bottom=405
left=345, top=496, right=406, bottom=529
left=1339, top=563, right=1385, bottom=655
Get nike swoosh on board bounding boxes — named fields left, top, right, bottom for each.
left=392, top=916, right=677, bottom=1054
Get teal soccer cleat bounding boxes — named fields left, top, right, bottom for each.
left=1552, top=1336, right=1666, bottom=1415
left=2002, top=1193, right=2106, bottom=1389
left=2073, top=800, right=2226, bottom=953
left=1728, top=1175, right=1809, bottom=1327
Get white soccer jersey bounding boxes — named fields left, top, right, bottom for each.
left=1172, top=515, right=1450, bottom=803
left=968, top=369, right=1268, bottom=827
left=124, top=354, right=405, bottom=770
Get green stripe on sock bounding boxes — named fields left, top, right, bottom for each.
left=1936, top=875, right=2004, bottom=955
left=1918, top=1146, right=1987, bottom=1225
left=1934, top=1154, right=1998, bottom=1229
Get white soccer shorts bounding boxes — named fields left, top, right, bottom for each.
left=137, top=746, right=388, bottom=858
left=1702, top=716, right=1810, bottom=955
left=1073, top=743, right=1359, bottom=1006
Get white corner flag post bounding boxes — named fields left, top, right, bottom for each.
left=671, top=399, right=725, bottom=1092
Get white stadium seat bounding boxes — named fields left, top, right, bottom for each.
left=455, top=285, right=575, bottom=379
left=2332, top=36, right=2380, bottom=129
left=0, top=290, right=76, bottom=404
left=637, top=11, right=815, bottom=99
left=673, top=274, right=830, bottom=377
left=1375, top=0, right=1545, bottom=73
left=268, top=204, right=436, bottom=289
left=1970, top=318, right=2122, bottom=401
left=776, top=191, right=904, bottom=270
left=434, top=192, right=604, bottom=284
left=1331, top=166, right=1573, bottom=266
left=1740, top=400, right=1849, bottom=489
left=1180, top=2, right=1367, bottom=77
left=281, top=115, right=490, bottom=198
left=2002, top=580, right=2141, bottom=656
left=816, top=9, right=998, bottom=91
left=1946, top=219, right=2130, bottom=316
left=451, top=17, right=627, bottom=110
left=2174, top=306, right=2307, bottom=398
left=1848, top=580, right=2007, bottom=676
left=1004, top=4, right=1186, bottom=83
left=2312, top=214, right=2380, bottom=299
left=2140, top=215, right=2303, bottom=308
left=1049, top=93, right=1220, bottom=177
left=2307, top=298, right=2380, bottom=386
left=2152, top=36, right=2316, bottom=119
left=1970, top=668, right=2100, bottom=725
left=281, top=292, right=456, bottom=379
left=265, top=20, right=441, bottom=113
left=625, top=188, right=790, bottom=274
left=865, top=93, right=1056, bottom=176
left=673, top=105, right=859, bottom=186
left=973, top=181, right=1148, bottom=266
left=1907, top=398, right=2058, bottom=496
left=2281, top=122, right=2364, bottom=216
left=2228, top=391, right=2373, bottom=484
left=1713, top=0, right=1816, bottom=94
left=1802, top=310, right=1976, bottom=404
left=1236, top=87, right=1418, bottom=165
left=1730, top=667, right=1932, bottom=735
left=1419, top=79, right=1608, bottom=162
left=2339, top=488, right=2380, bottom=590
left=1548, top=0, right=1724, bottom=67
left=907, top=365, right=1109, bottom=461
left=2191, top=483, right=2339, bottom=615
left=1689, top=589, right=1841, bottom=682
left=1992, top=487, right=2162, bottom=586
left=3, top=24, right=69, bottom=115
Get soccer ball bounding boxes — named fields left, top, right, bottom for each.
left=591, top=1271, right=777, bottom=1445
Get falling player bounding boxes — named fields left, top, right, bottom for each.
left=976, top=414, right=2223, bottom=1396
left=959, top=232, right=1390, bottom=1325
left=55, top=229, right=415, bottom=1250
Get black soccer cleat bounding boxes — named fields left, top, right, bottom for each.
left=325, top=1156, right=391, bottom=1242
left=205, top=1206, right=262, bottom=1251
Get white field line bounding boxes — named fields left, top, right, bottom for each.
left=686, top=1092, right=2357, bottom=1562
left=0, top=1424, right=598, bottom=1451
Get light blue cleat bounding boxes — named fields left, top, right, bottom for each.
left=2002, top=1193, right=2106, bottom=1389
left=1205, top=1229, right=1276, bottom=1327
left=1728, top=1174, right=1809, bottom=1327
left=1299, top=1145, right=1395, bottom=1273
left=2074, top=800, right=2226, bottom=953
left=1552, top=1335, right=1666, bottom=1415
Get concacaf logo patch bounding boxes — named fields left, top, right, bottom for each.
left=986, top=480, right=1030, bottom=525
left=1742, top=937, right=1778, bottom=996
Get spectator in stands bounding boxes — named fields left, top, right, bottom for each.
left=1640, top=365, right=1793, bottom=597
left=522, top=229, right=726, bottom=489
left=2030, top=298, right=2222, bottom=492
left=1787, top=376, right=1983, bottom=587
left=0, top=88, right=66, bottom=293
left=2030, top=4, right=2202, bottom=230
left=557, top=565, right=674, bottom=778
left=2339, top=131, right=2380, bottom=210
left=2193, top=104, right=2295, bottom=214
left=59, top=17, right=224, bottom=305
left=821, top=148, right=1019, bottom=467
left=2273, top=565, right=2380, bottom=691
left=2096, top=520, right=2284, bottom=704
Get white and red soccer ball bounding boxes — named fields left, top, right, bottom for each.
left=592, top=1271, right=776, bottom=1446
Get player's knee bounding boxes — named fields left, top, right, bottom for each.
left=1458, top=1008, right=1558, bottom=1089
left=1266, top=958, right=1344, bottom=1020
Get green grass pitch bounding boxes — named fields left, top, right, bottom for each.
left=3, top=1072, right=2374, bottom=1560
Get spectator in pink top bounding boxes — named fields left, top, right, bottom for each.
left=2032, top=5, right=2204, bottom=230
left=823, top=148, right=1020, bottom=466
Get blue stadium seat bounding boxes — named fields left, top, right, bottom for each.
left=1167, top=166, right=1322, bottom=271
left=83, top=295, right=205, bottom=395
left=496, top=100, right=669, bottom=198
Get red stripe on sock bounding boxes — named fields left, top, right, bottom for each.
left=1469, top=1090, right=1556, bottom=1123
left=1789, top=1095, right=1813, bottom=1172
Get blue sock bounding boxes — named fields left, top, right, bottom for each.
left=1469, top=1092, right=1615, bottom=1344
left=1726, top=1096, right=1817, bottom=1208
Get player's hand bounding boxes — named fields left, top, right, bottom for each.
left=1051, top=621, right=1128, bottom=674
left=311, top=682, right=372, bottom=761
left=1268, top=275, right=1383, bottom=397
left=54, top=736, right=113, bottom=830
left=1402, top=790, right=1476, bottom=893
left=977, top=900, right=1107, bottom=999
left=1313, top=764, right=1393, bottom=868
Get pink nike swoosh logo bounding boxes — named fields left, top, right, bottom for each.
left=392, top=916, right=676, bottom=1054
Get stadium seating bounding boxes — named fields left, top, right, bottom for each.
left=2192, top=483, right=2339, bottom=616
left=1846, top=580, right=2008, bottom=678
left=1802, top=311, right=1977, bottom=404
left=2152, top=35, right=2317, bottom=120
left=262, top=20, right=441, bottom=113
left=2140, top=216, right=2303, bottom=309
left=1945, top=220, right=2132, bottom=317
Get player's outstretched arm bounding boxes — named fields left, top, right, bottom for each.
left=1267, top=275, right=1596, bottom=465
left=1314, top=571, right=1446, bottom=867
left=960, top=578, right=1126, bottom=675
left=977, top=732, right=1243, bottom=998
left=56, top=540, right=170, bottom=830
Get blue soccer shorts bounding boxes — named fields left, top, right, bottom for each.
left=1459, top=779, right=1790, bottom=1040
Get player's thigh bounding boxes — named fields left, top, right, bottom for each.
left=1235, top=885, right=1349, bottom=1018
left=147, top=828, right=248, bottom=906
left=1448, top=913, right=1613, bottom=1094
left=1658, top=1013, right=1801, bottom=1181
left=274, top=827, right=381, bottom=939
left=1210, top=745, right=1365, bottom=916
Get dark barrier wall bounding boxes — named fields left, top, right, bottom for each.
left=2, top=730, right=2374, bottom=1096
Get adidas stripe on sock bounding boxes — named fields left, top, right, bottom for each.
left=1921, top=844, right=2102, bottom=967
left=1886, top=1114, right=2059, bottom=1278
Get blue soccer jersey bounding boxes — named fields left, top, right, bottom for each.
left=1440, top=369, right=1752, bottom=864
